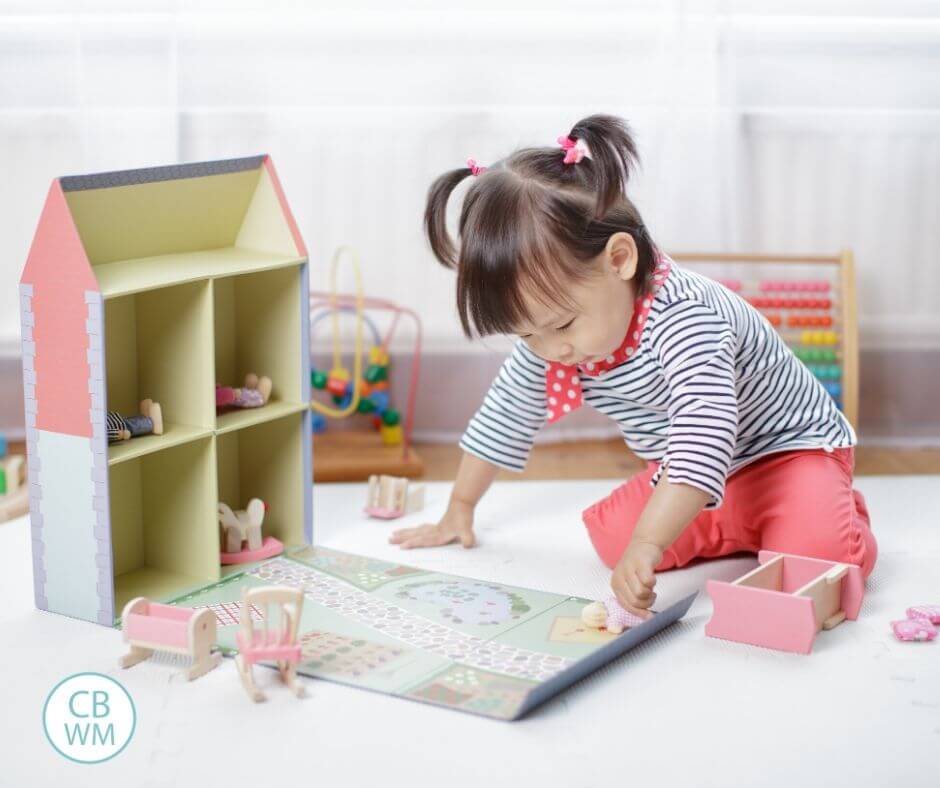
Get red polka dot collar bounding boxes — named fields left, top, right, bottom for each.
left=545, top=256, right=671, bottom=424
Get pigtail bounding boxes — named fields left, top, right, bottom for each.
left=566, top=114, right=640, bottom=219
left=424, top=167, right=474, bottom=269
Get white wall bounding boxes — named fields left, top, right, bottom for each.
left=1, top=1, right=939, bottom=434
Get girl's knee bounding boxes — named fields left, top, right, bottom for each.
left=581, top=471, right=654, bottom=568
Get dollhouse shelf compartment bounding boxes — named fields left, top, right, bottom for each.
left=20, top=154, right=313, bottom=626
left=94, top=246, right=306, bottom=300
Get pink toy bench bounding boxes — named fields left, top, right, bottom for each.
left=119, top=597, right=221, bottom=680
left=705, top=551, right=865, bottom=654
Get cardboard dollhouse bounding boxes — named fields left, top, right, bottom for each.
left=20, top=155, right=313, bottom=626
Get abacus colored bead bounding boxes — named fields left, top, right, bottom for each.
left=311, top=413, right=327, bottom=434
left=768, top=314, right=782, bottom=327
left=369, top=346, right=390, bottom=366
left=382, top=408, right=401, bottom=427
left=357, top=397, right=376, bottom=414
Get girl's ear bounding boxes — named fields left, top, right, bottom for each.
left=605, top=232, right=639, bottom=282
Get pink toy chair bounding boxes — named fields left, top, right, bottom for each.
left=235, top=585, right=305, bottom=702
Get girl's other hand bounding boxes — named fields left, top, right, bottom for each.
left=388, top=500, right=476, bottom=550
left=611, top=540, right=662, bottom=618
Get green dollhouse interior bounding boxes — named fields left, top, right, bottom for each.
left=65, top=161, right=311, bottom=611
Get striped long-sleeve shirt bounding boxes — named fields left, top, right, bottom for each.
left=459, top=259, right=856, bottom=507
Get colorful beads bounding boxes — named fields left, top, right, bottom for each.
left=787, top=315, right=833, bottom=328
left=380, top=424, right=403, bottom=446
left=750, top=297, right=833, bottom=310
left=805, top=364, right=841, bottom=380
left=718, top=279, right=742, bottom=292
left=800, top=330, right=838, bottom=346
left=311, top=413, right=327, bottom=434
left=382, top=409, right=401, bottom=427
left=326, top=367, right=351, bottom=397
left=311, top=369, right=328, bottom=390
left=759, top=280, right=830, bottom=293
left=793, top=348, right=837, bottom=363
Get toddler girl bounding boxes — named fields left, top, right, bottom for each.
left=390, top=114, right=876, bottom=617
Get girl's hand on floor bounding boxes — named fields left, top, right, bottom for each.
left=388, top=500, right=476, bottom=550
left=611, top=540, right=663, bottom=618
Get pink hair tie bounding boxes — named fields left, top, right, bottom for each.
left=467, top=158, right=487, bottom=176
left=557, top=135, right=591, bottom=165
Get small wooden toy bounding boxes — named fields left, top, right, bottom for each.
left=906, top=605, right=940, bottom=624
left=236, top=585, right=305, bottom=702
left=118, top=597, right=221, bottom=680
left=705, top=551, right=864, bottom=654
left=892, top=618, right=937, bottom=642
left=581, top=595, right=647, bottom=634
left=365, top=474, right=425, bottom=519
left=218, top=499, right=283, bottom=564
left=215, top=373, right=272, bottom=410
left=309, top=246, right=424, bottom=481
left=106, top=399, right=163, bottom=443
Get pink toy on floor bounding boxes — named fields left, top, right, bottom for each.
left=581, top=595, right=648, bottom=634
left=892, top=618, right=937, bottom=642
left=906, top=605, right=940, bottom=625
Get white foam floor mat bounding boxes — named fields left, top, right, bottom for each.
left=2, top=476, right=937, bottom=787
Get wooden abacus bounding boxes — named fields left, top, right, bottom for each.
left=669, top=251, right=859, bottom=427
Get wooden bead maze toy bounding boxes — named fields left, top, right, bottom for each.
left=310, top=247, right=423, bottom=481
left=672, top=251, right=859, bottom=426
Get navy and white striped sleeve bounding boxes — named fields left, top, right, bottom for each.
left=458, top=340, right=548, bottom=471
left=647, top=300, right=739, bottom=507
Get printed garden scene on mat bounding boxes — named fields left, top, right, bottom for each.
left=168, top=546, right=626, bottom=719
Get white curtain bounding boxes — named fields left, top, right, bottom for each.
left=1, top=0, right=938, bottom=357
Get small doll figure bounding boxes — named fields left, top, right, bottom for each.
left=216, top=373, right=273, bottom=410
left=107, top=399, right=164, bottom=443
left=581, top=595, right=648, bottom=634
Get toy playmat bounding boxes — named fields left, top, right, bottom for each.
left=166, top=545, right=695, bottom=720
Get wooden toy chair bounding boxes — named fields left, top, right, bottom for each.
left=235, top=585, right=305, bottom=702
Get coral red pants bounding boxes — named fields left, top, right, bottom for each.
left=582, top=448, right=877, bottom=578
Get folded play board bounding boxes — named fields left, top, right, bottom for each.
left=165, top=545, right=695, bottom=720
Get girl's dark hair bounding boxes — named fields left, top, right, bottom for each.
left=424, top=114, right=660, bottom=338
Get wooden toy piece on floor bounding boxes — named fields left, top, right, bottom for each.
left=705, top=551, right=865, bottom=654
left=118, top=597, right=221, bottom=680
left=581, top=595, right=648, bottom=634
left=236, top=585, right=305, bottom=702
left=216, top=373, right=273, bottom=410
left=0, top=452, right=28, bottom=523
left=218, top=499, right=284, bottom=565
left=107, top=399, right=164, bottom=443
left=365, top=474, right=425, bottom=519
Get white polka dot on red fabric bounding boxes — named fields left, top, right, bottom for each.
left=633, top=331, right=639, bottom=339
left=567, top=389, right=576, bottom=399
left=553, top=382, right=561, bottom=392
left=556, top=369, right=565, bottom=378
left=562, top=404, right=571, bottom=413
left=605, top=355, right=615, bottom=363
left=571, top=376, right=579, bottom=385
left=643, top=299, right=651, bottom=308
left=586, top=363, right=594, bottom=370
left=549, top=396, right=557, bottom=405
left=626, top=347, right=634, bottom=356
left=637, top=315, right=644, bottom=324
left=547, top=410, right=555, bottom=420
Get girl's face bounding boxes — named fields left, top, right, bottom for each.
left=515, top=233, right=638, bottom=365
